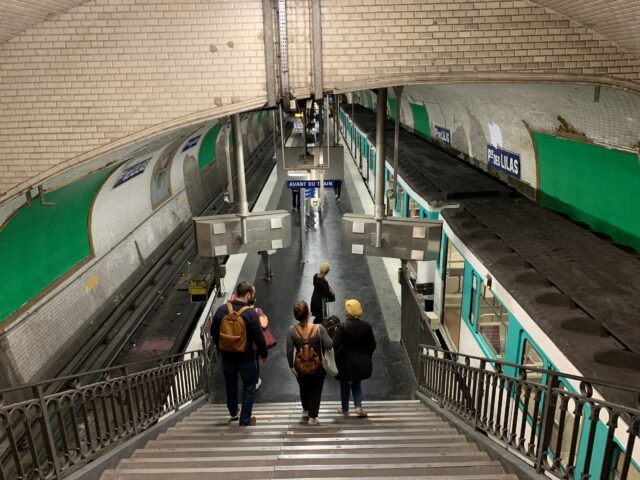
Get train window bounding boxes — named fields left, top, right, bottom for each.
left=408, top=197, right=420, bottom=218
left=477, top=286, right=509, bottom=358
left=395, top=184, right=406, bottom=216
left=610, top=446, right=640, bottom=480
left=469, top=275, right=477, bottom=325
left=443, top=242, right=464, bottom=348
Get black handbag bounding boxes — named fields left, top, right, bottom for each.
left=326, top=290, right=336, bottom=303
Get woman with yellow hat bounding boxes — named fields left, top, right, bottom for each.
left=333, top=299, right=377, bottom=417
left=310, top=262, right=335, bottom=324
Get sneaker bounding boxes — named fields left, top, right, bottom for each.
left=256, top=378, right=262, bottom=390
left=308, top=417, right=319, bottom=426
left=260, top=276, right=271, bottom=282
left=337, top=407, right=349, bottom=415
left=355, top=407, right=368, bottom=418
left=229, top=414, right=239, bottom=422
left=302, top=409, right=309, bottom=418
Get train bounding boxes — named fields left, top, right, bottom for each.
left=339, top=103, right=640, bottom=480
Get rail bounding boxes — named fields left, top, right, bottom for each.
left=0, top=351, right=205, bottom=479
left=416, top=345, right=640, bottom=480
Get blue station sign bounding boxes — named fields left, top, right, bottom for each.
left=435, top=126, right=451, bottom=145
left=487, top=145, right=520, bottom=179
left=287, top=180, right=334, bottom=188
left=113, top=158, right=151, bottom=188
left=182, top=135, right=201, bottom=152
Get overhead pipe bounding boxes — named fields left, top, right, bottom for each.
left=374, top=88, right=388, bottom=248
left=231, top=114, right=249, bottom=244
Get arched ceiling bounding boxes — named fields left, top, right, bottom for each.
left=0, top=0, right=639, bottom=61
left=0, top=0, right=90, bottom=44
left=529, top=0, right=640, bottom=59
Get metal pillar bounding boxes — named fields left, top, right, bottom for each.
left=262, top=0, right=277, bottom=106
left=231, top=114, right=248, bottom=244
left=390, top=86, right=403, bottom=216
left=374, top=88, right=388, bottom=247
left=278, top=104, right=286, bottom=164
left=224, top=119, right=234, bottom=203
left=277, top=0, right=290, bottom=105
left=311, top=0, right=323, bottom=100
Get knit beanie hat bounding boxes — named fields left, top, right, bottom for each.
left=319, top=262, right=331, bottom=274
left=345, top=299, right=363, bottom=318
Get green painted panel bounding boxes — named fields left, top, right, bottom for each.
left=534, top=132, right=640, bottom=252
left=410, top=103, right=430, bottom=139
left=388, top=97, right=397, bottom=122
left=198, top=123, right=222, bottom=170
left=0, top=167, right=115, bottom=324
left=257, top=111, right=264, bottom=126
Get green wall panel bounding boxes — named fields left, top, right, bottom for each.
left=198, top=123, right=222, bottom=170
left=410, top=103, right=430, bottom=139
left=257, top=111, right=264, bottom=126
left=534, top=133, right=640, bottom=252
left=388, top=98, right=397, bottom=121
left=0, top=167, right=115, bottom=324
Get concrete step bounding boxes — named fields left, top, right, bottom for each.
left=120, top=451, right=492, bottom=469
left=131, top=442, right=481, bottom=458
left=102, top=462, right=511, bottom=479
left=100, top=401, right=519, bottom=480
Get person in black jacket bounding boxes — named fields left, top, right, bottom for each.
left=211, top=282, right=267, bottom=426
left=310, top=262, right=334, bottom=324
left=333, top=299, right=376, bottom=418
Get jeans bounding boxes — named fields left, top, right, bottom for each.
left=340, top=379, right=363, bottom=412
left=222, top=359, right=258, bottom=426
left=259, top=251, right=272, bottom=277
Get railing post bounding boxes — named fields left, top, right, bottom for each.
left=535, top=371, right=559, bottom=473
left=123, top=368, right=138, bottom=436
left=474, top=359, right=486, bottom=430
left=33, top=385, right=61, bottom=479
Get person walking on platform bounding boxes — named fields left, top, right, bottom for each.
left=287, top=300, right=333, bottom=426
left=258, top=250, right=274, bottom=281
left=333, top=299, right=376, bottom=418
left=333, top=179, right=342, bottom=200
left=292, top=188, right=301, bottom=211
left=211, top=282, right=267, bottom=426
left=311, top=262, right=335, bottom=324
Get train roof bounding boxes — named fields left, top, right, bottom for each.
left=442, top=198, right=640, bottom=404
left=344, top=104, right=513, bottom=202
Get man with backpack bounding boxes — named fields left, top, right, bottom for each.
left=211, top=282, right=267, bottom=426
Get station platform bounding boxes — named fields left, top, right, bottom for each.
left=205, top=126, right=416, bottom=405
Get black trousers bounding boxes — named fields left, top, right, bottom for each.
left=292, top=189, right=301, bottom=210
left=296, top=368, right=326, bottom=418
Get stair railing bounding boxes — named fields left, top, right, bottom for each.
left=417, top=345, right=640, bottom=480
left=0, top=351, right=205, bottom=480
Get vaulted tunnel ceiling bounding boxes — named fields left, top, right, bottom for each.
left=0, top=0, right=639, bottom=60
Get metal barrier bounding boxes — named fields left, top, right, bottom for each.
left=417, top=345, right=640, bottom=480
left=0, top=351, right=204, bottom=479
left=399, top=265, right=440, bottom=374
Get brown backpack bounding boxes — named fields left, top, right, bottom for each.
left=219, top=303, right=250, bottom=352
left=294, top=324, right=321, bottom=375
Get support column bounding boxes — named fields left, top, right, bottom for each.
left=231, top=114, right=248, bottom=244
left=374, top=88, right=388, bottom=247
left=262, top=0, right=277, bottom=107
left=224, top=119, right=234, bottom=203
left=390, top=86, right=403, bottom=216
left=311, top=0, right=323, bottom=100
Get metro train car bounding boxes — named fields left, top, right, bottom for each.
left=339, top=104, right=640, bottom=480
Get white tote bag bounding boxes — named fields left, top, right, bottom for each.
left=322, top=346, right=339, bottom=377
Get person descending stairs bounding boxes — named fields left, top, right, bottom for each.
left=100, top=400, right=519, bottom=479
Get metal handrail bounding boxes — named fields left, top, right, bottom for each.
left=416, top=345, right=640, bottom=480
left=0, top=351, right=205, bottom=479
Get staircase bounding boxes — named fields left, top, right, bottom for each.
left=101, top=400, right=519, bottom=479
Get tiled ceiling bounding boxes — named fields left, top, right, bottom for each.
left=0, top=0, right=638, bottom=62
left=0, top=0, right=89, bottom=44
left=528, top=0, right=640, bottom=59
